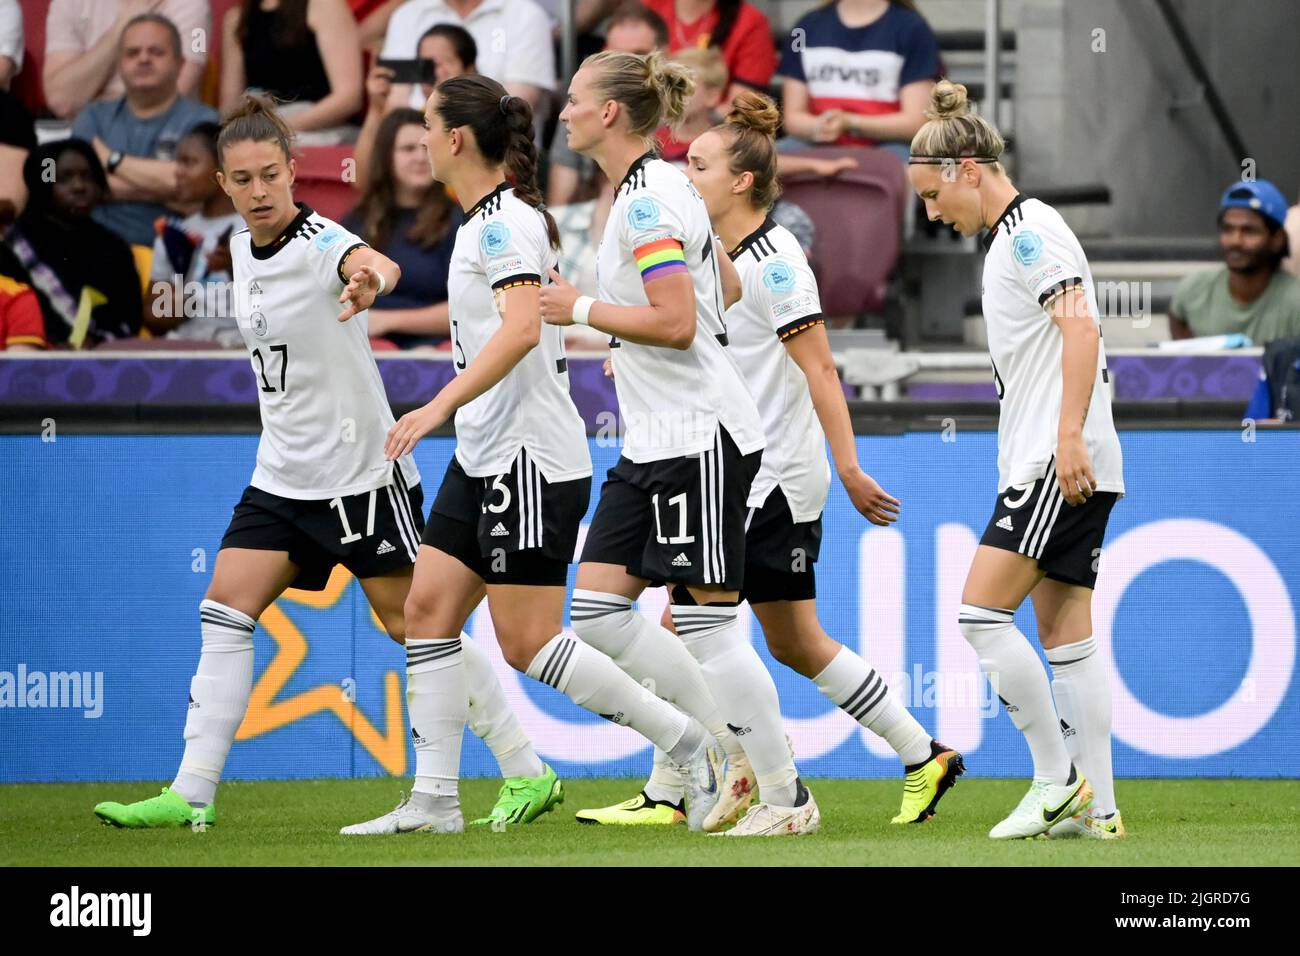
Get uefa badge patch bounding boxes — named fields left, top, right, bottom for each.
left=314, top=228, right=343, bottom=251
left=480, top=221, right=512, bottom=257
left=627, top=197, right=660, bottom=231
left=761, top=259, right=797, bottom=294
left=1012, top=230, right=1043, bottom=267
left=251, top=311, right=268, bottom=337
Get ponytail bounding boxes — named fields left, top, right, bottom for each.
left=434, top=75, right=559, bottom=249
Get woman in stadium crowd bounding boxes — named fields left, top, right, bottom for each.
left=907, top=80, right=1125, bottom=839
left=344, top=74, right=724, bottom=835
left=92, top=94, right=555, bottom=831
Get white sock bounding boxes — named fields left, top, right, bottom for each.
left=813, top=644, right=932, bottom=766
left=407, top=637, right=467, bottom=799
left=959, top=603, right=1072, bottom=785
left=173, top=600, right=256, bottom=807
left=1047, top=636, right=1116, bottom=816
left=644, top=742, right=686, bottom=805
left=461, top=634, right=545, bottom=779
left=524, top=634, right=706, bottom=763
left=672, top=603, right=799, bottom=807
left=570, top=590, right=744, bottom=760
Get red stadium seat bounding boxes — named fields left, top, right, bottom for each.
left=779, top=147, right=908, bottom=319
left=293, top=145, right=358, bottom=221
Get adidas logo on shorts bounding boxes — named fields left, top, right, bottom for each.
left=376, top=539, right=396, bottom=555
left=672, top=552, right=691, bottom=567
left=996, top=516, right=1014, bottom=532
left=490, top=522, right=509, bottom=537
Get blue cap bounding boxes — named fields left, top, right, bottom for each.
left=1219, top=179, right=1289, bottom=230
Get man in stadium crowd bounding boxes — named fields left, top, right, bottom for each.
left=1169, top=180, right=1300, bottom=346
left=71, top=13, right=218, bottom=249
left=43, top=0, right=211, bottom=120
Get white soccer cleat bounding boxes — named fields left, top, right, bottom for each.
left=339, top=792, right=464, bottom=835
left=702, top=749, right=757, bottom=833
left=1047, top=808, right=1126, bottom=840
left=720, top=788, right=821, bottom=837
left=989, top=768, right=1092, bottom=840
left=672, top=741, right=720, bottom=832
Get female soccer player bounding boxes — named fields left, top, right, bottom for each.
left=343, top=75, right=722, bottom=835
left=907, top=81, right=1125, bottom=840
left=93, top=94, right=549, bottom=831
left=541, top=52, right=812, bottom=836
left=679, top=90, right=963, bottom=825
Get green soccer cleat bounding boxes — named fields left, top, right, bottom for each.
left=93, top=787, right=215, bottom=829
left=1047, top=808, right=1127, bottom=840
left=575, top=791, right=686, bottom=826
left=470, top=764, right=565, bottom=827
left=891, top=741, right=966, bottom=824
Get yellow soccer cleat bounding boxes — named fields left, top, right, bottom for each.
left=891, top=741, right=966, bottom=824
left=1048, top=809, right=1127, bottom=839
left=575, top=791, right=686, bottom=826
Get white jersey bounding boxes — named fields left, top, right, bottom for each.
left=230, top=204, right=419, bottom=499
left=981, top=195, right=1124, bottom=494
left=726, top=218, right=831, bottom=522
left=597, top=154, right=765, bottom=463
left=447, top=184, right=591, bottom=482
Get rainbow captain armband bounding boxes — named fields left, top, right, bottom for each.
left=634, top=238, right=688, bottom=283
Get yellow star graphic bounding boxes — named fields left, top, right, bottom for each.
left=234, top=566, right=408, bottom=775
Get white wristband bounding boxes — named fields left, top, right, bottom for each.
left=572, top=295, right=595, bottom=326
left=373, top=270, right=387, bottom=296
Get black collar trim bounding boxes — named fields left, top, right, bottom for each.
left=464, top=182, right=511, bottom=221
left=981, top=193, right=1027, bottom=252
left=250, top=202, right=313, bottom=260
left=731, top=215, right=778, bottom=260
left=619, top=151, right=657, bottom=192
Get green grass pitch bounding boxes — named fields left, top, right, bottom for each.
left=4, top=778, right=1298, bottom=866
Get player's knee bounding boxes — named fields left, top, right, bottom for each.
left=496, top=633, right=539, bottom=673
left=403, top=591, right=448, bottom=637
left=764, top=630, right=803, bottom=669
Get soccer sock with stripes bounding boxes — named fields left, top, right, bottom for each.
left=671, top=603, right=800, bottom=808
left=959, top=604, right=1073, bottom=785
left=1047, top=636, right=1117, bottom=816
left=407, top=637, right=467, bottom=802
left=461, top=634, right=545, bottom=779
left=813, top=644, right=932, bottom=766
left=525, top=634, right=707, bottom=764
left=173, top=600, right=257, bottom=808
left=570, top=589, right=745, bottom=761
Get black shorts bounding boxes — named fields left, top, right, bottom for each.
left=979, top=458, right=1119, bottom=589
left=220, top=469, right=425, bottom=591
left=740, top=487, right=822, bottom=605
left=581, top=428, right=762, bottom=591
left=423, top=450, right=590, bottom=586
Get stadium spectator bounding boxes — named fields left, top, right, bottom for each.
left=1283, top=190, right=1299, bottom=280
left=384, top=22, right=477, bottom=112
left=145, top=122, right=243, bottom=346
left=643, top=0, right=776, bottom=103
left=42, top=0, right=211, bottom=120
left=0, top=0, right=21, bottom=91
left=0, top=90, right=35, bottom=218
left=547, top=2, right=664, bottom=208
left=779, top=0, right=940, bottom=158
left=219, top=0, right=364, bottom=145
left=378, top=0, right=555, bottom=114
left=0, top=244, right=46, bottom=350
left=1169, top=180, right=1300, bottom=345
left=657, top=46, right=726, bottom=164
left=353, top=24, right=476, bottom=192
left=71, top=14, right=218, bottom=249
left=342, top=107, right=458, bottom=349
left=4, top=139, right=143, bottom=347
